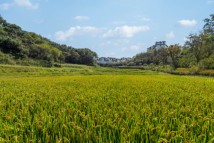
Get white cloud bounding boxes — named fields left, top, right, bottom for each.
left=55, top=26, right=100, bottom=41
left=103, top=25, right=150, bottom=38
left=207, top=0, right=214, bottom=4
left=74, top=16, right=90, bottom=21
left=166, top=31, right=175, bottom=39
left=55, top=25, right=150, bottom=41
left=0, top=0, right=38, bottom=10
left=178, top=19, right=197, bottom=27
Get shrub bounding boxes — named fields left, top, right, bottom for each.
left=0, top=52, right=15, bottom=65
left=199, top=57, right=214, bottom=69
left=53, top=63, right=61, bottom=67
left=189, top=65, right=200, bottom=75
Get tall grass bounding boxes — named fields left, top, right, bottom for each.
left=0, top=75, right=213, bottom=142
left=0, top=64, right=160, bottom=77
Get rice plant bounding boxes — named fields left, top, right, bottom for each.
left=0, top=74, right=213, bottom=142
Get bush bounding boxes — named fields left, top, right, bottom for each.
left=199, top=57, right=214, bottom=69
left=178, top=56, right=195, bottom=68
left=16, top=59, right=54, bottom=67
left=40, top=60, right=53, bottom=67
left=189, top=66, right=200, bottom=75
left=53, top=63, right=61, bottom=67
left=0, top=52, right=15, bottom=65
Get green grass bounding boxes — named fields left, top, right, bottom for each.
left=0, top=65, right=214, bottom=142
left=0, top=64, right=161, bottom=77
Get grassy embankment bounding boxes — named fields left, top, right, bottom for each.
left=0, top=64, right=160, bottom=77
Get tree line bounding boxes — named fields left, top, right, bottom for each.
left=132, top=14, right=214, bottom=69
left=0, top=16, right=97, bottom=67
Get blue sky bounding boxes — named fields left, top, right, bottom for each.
left=0, top=0, right=213, bottom=58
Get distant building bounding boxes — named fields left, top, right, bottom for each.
left=147, top=41, right=168, bottom=52
left=96, top=57, right=132, bottom=65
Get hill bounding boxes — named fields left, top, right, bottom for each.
left=0, top=16, right=97, bottom=67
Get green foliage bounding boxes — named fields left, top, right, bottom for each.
left=185, top=34, right=205, bottom=64
left=178, top=48, right=195, bottom=68
left=199, top=55, right=214, bottom=69
left=156, top=48, right=169, bottom=65
left=0, top=16, right=97, bottom=66
left=203, top=14, right=214, bottom=35
left=0, top=64, right=159, bottom=77
left=0, top=51, right=15, bottom=65
left=167, top=45, right=181, bottom=69
left=178, top=56, right=194, bottom=68
left=133, top=52, right=153, bottom=65
left=189, top=65, right=200, bottom=74
left=77, top=48, right=97, bottom=65
left=28, top=43, right=61, bottom=62
left=0, top=36, right=22, bottom=57
left=64, top=50, right=80, bottom=64
left=132, top=13, right=214, bottom=70
left=15, top=59, right=53, bottom=67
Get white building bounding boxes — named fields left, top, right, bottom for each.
left=147, top=41, right=168, bottom=52
left=96, top=57, right=131, bottom=65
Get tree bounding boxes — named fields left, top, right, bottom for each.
left=77, top=48, right=98, bottom=65
left=0, top=36, right=22, bottom=57
left=185, top=34, right=204, bottom=64
left=178, top=47, right=195, bottom=68
left=156, top=48, right=169, bottom=65
left=28, top=44, right=61, bottom=62
left=200, top=33, right=214, bottom=58
left=65, top=50, right=80, bottom=64
left=203, top=14, right=214, bottom=57
left=167, top=44, right=181, bottom=69
left=0, top=15, right=7, bottom=26
left=203, top=14, right=214, bottom=35
left=133, top=52, right=153, bottom=65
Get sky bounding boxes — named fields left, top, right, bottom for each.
left=0, top=0, right=213, bottom=58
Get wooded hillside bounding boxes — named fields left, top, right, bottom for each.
left=0, top=16, right=97, bottom=67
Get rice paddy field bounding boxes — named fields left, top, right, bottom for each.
left=0, top=65, right=214, bottom=142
